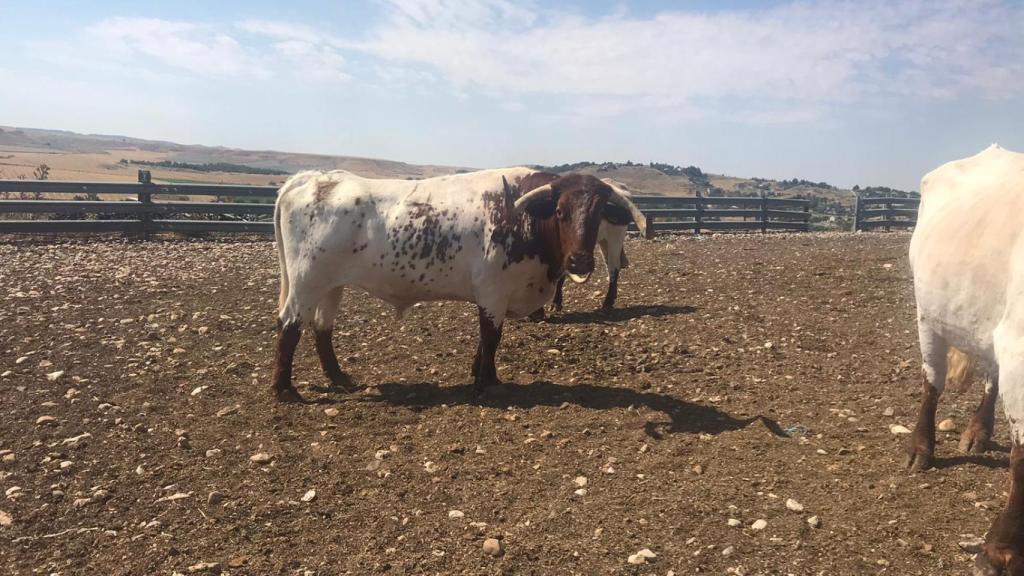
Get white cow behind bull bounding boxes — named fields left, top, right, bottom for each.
left=906, top=144, right=1024, bottom=575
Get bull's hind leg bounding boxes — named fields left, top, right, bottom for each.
left=962, top=378, right=999, bottom=454
left=313, top=286, right=355, bottom=390
left=907, top=324, right=948, bottom=471
left=272, top=317, right=304, bottom=403
left=272, top=284, right=319, bottom=403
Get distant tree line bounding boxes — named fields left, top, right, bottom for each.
left=852, top=185, right=918, bottom=198
left=119, top=158, right=289, bottom=176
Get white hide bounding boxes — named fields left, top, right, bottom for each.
left=910, top=144, right=1024, bottom=443
left=274, top=167, right=555, bottom=333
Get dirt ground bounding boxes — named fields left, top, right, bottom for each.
left=0, top=233, right=1008, bottom=575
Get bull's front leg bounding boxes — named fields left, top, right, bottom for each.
left=473, top=305, right=505, bottom=393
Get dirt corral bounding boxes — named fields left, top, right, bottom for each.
left=0, top=233, right=1008, bottom=575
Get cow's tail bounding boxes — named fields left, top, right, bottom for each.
left=274, top=189, right=289, bottom=316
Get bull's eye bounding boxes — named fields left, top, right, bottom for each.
left=556, top=207, right=569, bottom=222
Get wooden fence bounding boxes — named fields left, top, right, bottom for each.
left=851, top=195, right=919, bottom=232
left=0, top=175, right=811, bottom=237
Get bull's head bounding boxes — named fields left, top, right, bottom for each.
left=509, top=173, right=648, bottom=283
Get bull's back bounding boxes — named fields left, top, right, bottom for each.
left=910, top=145, right=1024, bottom=358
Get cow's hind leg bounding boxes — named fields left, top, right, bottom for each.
left=907, top=325, right=948, bottom=471
left=962, top=378, right=999, bottom=454
left=976, top=331, right=1024, bottom=575
left=552, top=276, right=565, bottom=312
left=313, top=286, right=355, bottom=391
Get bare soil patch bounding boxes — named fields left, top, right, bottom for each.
left=0, top=233, right=1003, bottom=575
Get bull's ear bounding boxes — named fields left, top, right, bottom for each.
left=602, top=202, right=632, bottom=226
left=513, top=183, right=557, bottom=219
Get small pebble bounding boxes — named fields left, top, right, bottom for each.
left=301, top=490, right=316, bottom=503
left=751, top=519, right=767, bottom=531
left=324, top=408, right=340, bottom=417
left=448, top=510, right=464, bottom=519
left=722, top=546, right=735, bottom=556
left=249, top=452, right=273, bottom=464
left=890, top=424, right=912, bottom=435
left=727, top=518, right=741, bottom=527
left=938, top=418, right=956, bottom=432
left=574, top=476, right=588, bottom=488
left=785, top=498, right=804, bottom=513
left=807, top=515, right=821, bottom=528
left=482, top=538, right=504, bottom=557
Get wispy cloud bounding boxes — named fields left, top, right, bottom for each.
left=348, top=0, right=1024, bottom=120
left=74, top=1, right=1024, bottom=122
left=87, top=17, right=267, bottom=79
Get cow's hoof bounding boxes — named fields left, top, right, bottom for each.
left=473, top=377, right=503, bottom=396
left=325, top=372, right=358, bottom=392
left=905, top=448, right=933, bottom=472
left=275, top=386, right=305, bottom=403
left=960, top=425, right=993, bottom=454
left=973, top=552, right=1002, bottom=576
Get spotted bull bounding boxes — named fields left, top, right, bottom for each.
left=270, top=167, right=649, bottom=401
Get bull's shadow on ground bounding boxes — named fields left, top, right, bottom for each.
left=367, top=380, right=786, bottom=438
left=540, top=304, right=697, bottom=325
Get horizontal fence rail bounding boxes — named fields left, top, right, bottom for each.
left=851, top=196, right=920, bottom=231
left=0, top=176, right=812, bottom=237
left=631, top=194, right=810, bottom=234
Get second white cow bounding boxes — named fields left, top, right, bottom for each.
left=907, top=144, right=1024, bottom=575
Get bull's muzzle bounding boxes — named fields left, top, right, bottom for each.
left=566, top=252, right=595, bottom=284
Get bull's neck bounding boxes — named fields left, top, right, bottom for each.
left=531, top=215, right=564, bottom=281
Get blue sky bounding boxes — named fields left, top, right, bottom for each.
left=1, top=0, right=1022, bottom=190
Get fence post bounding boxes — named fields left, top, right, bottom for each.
left=760, top=189, right=768, bottom=234
left=884, top=199, right=892, bottom=232
left=803, top=202, right=810, bottom=232
left=851, top=192, right=861, bottom=232
left=137, top=170, right=153, bottom=240
left=694, top=188, right=703, bottom=234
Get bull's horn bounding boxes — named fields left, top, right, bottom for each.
left=567, top=271, right=592, bottom=284
left=512, top=183, right=553, bottom=216
left=601, top=178, right=650, bottom=239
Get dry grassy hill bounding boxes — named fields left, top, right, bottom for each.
left=1, top=126, right=914, bottom=229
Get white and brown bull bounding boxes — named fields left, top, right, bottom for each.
left=270, top=167, right=648, bottom=401
left=906, top=144, right=1024, bottom=574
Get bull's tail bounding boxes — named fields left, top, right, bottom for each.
left=946, top=346, right=975, bottom=392
left=274, top=191, right=289, bottom=316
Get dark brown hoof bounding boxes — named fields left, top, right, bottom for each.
left=973, top=552, right=1001, bottom=576
left=960, top=426, right=993, bottom=454
left=905, top=447, right=933, bottom=472
left=275, top=386, right=305, bottom=403
left=473, top=377, right=503, bottom=396
left=325, top=371, right=358, bottom=392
